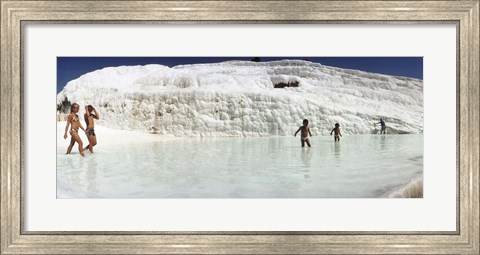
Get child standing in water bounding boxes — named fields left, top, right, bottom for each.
left=376, top=118, right=386, bottom=134
left=84, top=105, right=99, bottom=153
left=330, top=123, right=342, bottom=141
left=64, top=103, right=86, bottom=156
left=294, top=119, right=312, bottom=147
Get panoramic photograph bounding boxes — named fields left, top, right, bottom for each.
left=56, top=57, right=423, bottom=198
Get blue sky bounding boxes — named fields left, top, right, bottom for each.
left=57, top=57, right=423, bottom=93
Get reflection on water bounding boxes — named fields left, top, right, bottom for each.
left=334, top=142, right=341, bottom=154
left=57, top=134, right=423, bottom=198
left=334, top=142, right=341, bottom=166
left=86, top=156, right=98, bottom=195
left=300, top=148, right=312, bottom=180
left=300, top=148, right=312, bottom=169
left=380, top=135, right=387, bottom=152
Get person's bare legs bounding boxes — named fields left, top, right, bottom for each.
left=70, top=131, right=84, bottom=156
left=66, top=137, right=75, bottom=154
left=84, top=135, right=92, bottom=153
left=305, top=138, right=311, bottom=147
left=84, top=135, right=97, bottom=153
left=92, top=136, right=97, bottom=150
left=301, top=138, right=305, bottom=147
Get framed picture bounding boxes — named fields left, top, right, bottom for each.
left=1, top=0, right=478, bottom=254
left=55, top=56, right=424, bottom=199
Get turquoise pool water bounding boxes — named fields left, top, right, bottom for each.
left=57, top=134, right=423, bottom=198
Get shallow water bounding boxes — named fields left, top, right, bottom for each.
left=57, top=134, right=423, bottom=198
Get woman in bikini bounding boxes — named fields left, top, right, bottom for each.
left=64, top=103, right=86, bottom=156
left=84, top=105, right=99, bottom=153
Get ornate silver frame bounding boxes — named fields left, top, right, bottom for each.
left=1, top=1, right=478, bottom=254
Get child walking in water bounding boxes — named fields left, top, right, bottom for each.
left=64, top=103, right=86, bottom=156
left=330, top=123, right=342, bottom=141
left=294, top=119, right=312, bottom=147
left=84, top=105, right=99, bottom=153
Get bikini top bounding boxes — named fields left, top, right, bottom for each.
left=72, top=114, right=78, bottom=122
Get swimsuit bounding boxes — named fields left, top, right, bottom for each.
left=86, top=128, right=96, bottom=136
left=69, top=114, right=79, bottom=134
left=301, top=136, right=310, bottom=141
